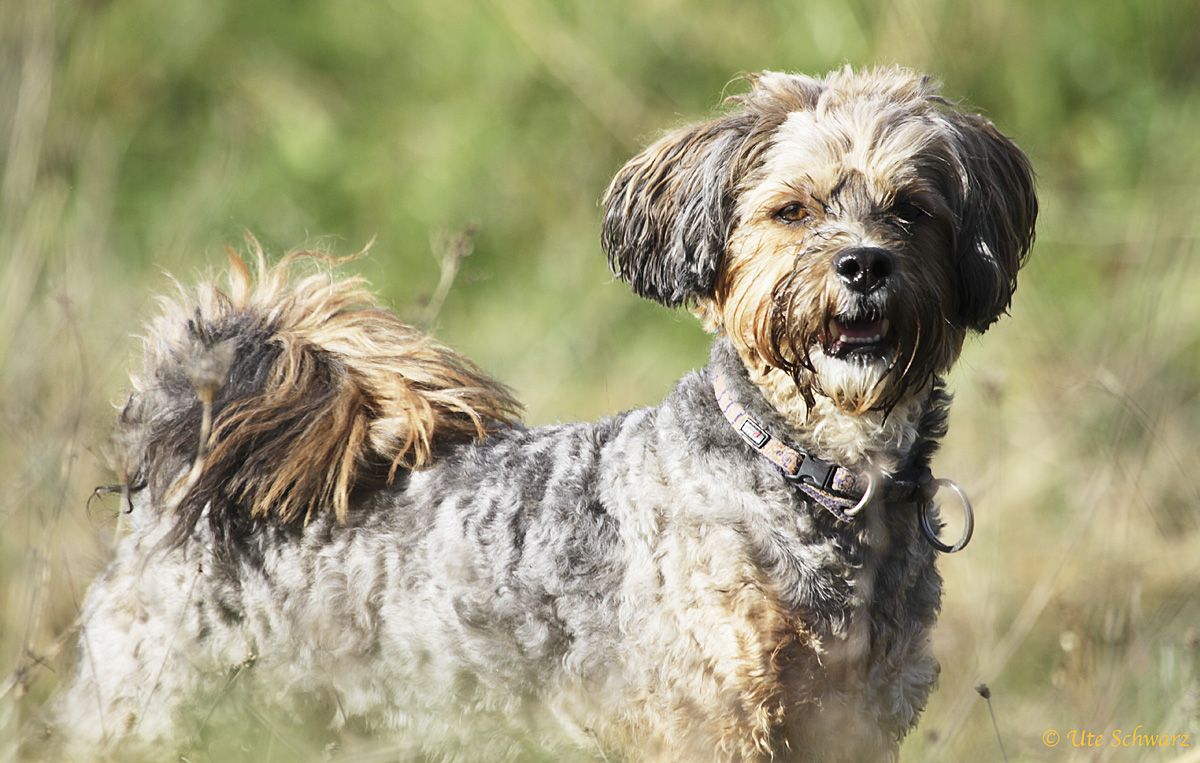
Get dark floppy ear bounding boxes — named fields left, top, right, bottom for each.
left=946, top=112, right=1038, bottom=331
left=601, top=114, right=756, bottom=307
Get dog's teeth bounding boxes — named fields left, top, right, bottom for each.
left=831, top=314, right=891, bottom=346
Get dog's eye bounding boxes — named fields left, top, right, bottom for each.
left=773, top=203, right=808, bottom=224
left=891, top=200, right=927, bottom=225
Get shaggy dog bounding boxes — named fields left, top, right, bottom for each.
left=57, top=66, right=1036, bottom=761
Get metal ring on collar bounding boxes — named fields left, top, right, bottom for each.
left=920, top=478, right=974, bottom=553
left=843, top=473, right=877, bottom=518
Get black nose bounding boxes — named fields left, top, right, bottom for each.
left=834, top=247, right=894, bottom=293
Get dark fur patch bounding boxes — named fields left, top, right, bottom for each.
left=944, top=111, right=1038, bottom=331
left=601, top=77, right=816, bottom=306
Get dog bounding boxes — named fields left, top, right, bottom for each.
left=56, top=66, right=1036, bottom=761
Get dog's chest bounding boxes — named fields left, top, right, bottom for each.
left=699, top=500, right=931, bottom=759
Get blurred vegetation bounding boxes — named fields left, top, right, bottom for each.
left=2, top=0, right=1199, bottom=760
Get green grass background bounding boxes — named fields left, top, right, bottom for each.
left=2, top=0, right=1198, bottom=760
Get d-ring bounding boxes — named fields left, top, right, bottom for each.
left=920, top=478, right=974, bottom=553
left=844, top=473, right=877, bottom=518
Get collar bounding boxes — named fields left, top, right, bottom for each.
left=711, top=366, right=933, bottom=523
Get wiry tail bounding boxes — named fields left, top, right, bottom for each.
left=111, top=238, right=522, bottom=552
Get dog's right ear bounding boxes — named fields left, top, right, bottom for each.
left=601, top=114, right=758, bottom=307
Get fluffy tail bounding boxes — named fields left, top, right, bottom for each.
left=111, top=240, right=522, bottom=551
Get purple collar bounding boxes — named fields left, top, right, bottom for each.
left=711, top=367, right=932, bottom=522
left=710, top=366, right=974, bottom=552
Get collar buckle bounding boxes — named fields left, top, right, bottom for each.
left=788, top=454, right=836, bottom=491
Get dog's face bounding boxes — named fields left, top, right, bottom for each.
left=603, top=67, right=1037, bottom=414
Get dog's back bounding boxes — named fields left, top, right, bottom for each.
left=57, top=249, right=730, bottom=759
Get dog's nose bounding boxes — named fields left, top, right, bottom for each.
left=834, top=247, right=893, bottom=293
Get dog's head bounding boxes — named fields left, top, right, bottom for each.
left=602, top=67, right=1036, bottom=413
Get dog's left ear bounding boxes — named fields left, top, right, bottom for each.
left=946, top=112, right=1038, bottom=331
left=601, top=114, right=759, bottom=307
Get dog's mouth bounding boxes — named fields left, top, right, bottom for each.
left=824, top=313, right=893, bottom=358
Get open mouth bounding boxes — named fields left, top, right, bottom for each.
left=825, top=314, right=893, bottom=358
